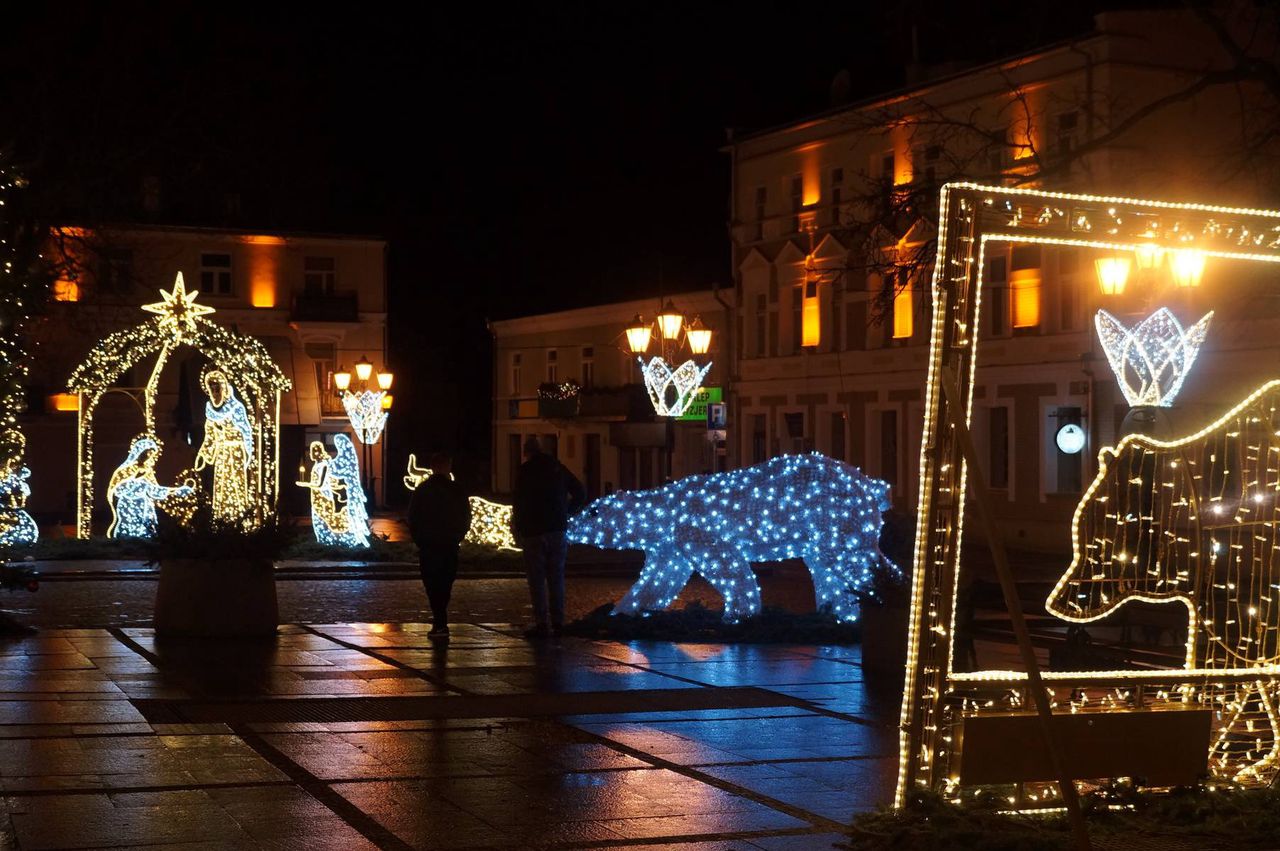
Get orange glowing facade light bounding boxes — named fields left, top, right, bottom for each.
left=1170, top=249, right=1206, bottom=288
left=1094, top=255, right=1131, bottom=296
left=48, top=393, right=79, bottom=412
left=802, top=281, right=821, bottom=347
left=1010, top=269, right=1041, bottom=328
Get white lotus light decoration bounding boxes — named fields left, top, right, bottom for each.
left=1095, top=307, right=1213, bottom=408
left=639, top=356, right=712, bottom=417
left=342, top=389, right=389, bottom=443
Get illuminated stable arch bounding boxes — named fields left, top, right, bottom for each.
left=68, top=273, right=291, bottom=538
left=898, top=184, right=1280, bottom=807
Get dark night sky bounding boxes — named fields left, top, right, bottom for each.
left=0, top=1, right=1120, bottom=478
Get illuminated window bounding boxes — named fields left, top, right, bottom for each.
left=1010, top=245, right=1042, bottom=329
left=305, top=342, right=341, bottom=416
left=304, top=256, right=336, bottom=295
left=199, top=253, right=233, bottom=295
left=892, top=275, right=912, bottom=340
left=802, top=279, right=820, bottom=347
left=545, top=349, right=557, bottom=383
left=53, top=278, right=80, bottom=302
left=580, top=346, right=594, bottom=388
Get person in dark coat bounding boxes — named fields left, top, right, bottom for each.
left=408, top=452, right=472, bottom=638
left=512, top=436, right=586, bottom=638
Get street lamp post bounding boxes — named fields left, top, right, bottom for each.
left=623, top=302, right=713, bottom=481
left=333, top=355, right=394, bottom=505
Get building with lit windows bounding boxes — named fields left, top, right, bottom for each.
left=490, top=291, right=730, bottom=500
left=23, top=224, right=390, bottom=525
left=723, top=7, right=1280, bottom=549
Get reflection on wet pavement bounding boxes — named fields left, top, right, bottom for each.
left=0, top=622, right=897, bottom=849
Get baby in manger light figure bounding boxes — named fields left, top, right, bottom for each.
left=297, top=434, right=369, bottom=547
left=195, top=369, right=255, bottom=523
left=107, top=436, right=193, bottom=539
left=0, top=430, right=38, bottom=547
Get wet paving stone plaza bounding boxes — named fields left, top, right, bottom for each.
left=0, top=569, right=898, bottom=850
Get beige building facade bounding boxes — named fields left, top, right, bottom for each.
left=724, top=8, right=1278, bottom=550
left=490, top=291, right=731, bottom=500
left=23, top=224, right=390, bottom=527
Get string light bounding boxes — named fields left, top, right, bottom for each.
left=639, top=356, right=712, bottom=418
left=403, top=454, right=519, bottom=551
left=0, top=430, right=37, bottom=547
left=341, top=389, right=388, bottom=444
left=297, top=436, right=369, bottom=547
left=566, top=453, right=893, bottom=622
left=68, top=273, right=290, bottom=537
left=1095, top=308, right=1213, bottom=407
left=898, top=182, right=1280, bottom=809
left=106, top=435, right=193, bottom=539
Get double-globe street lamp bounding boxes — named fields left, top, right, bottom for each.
left=623, top=301, right=713, bottom=480
left=334, top=355, right=393, bottom=503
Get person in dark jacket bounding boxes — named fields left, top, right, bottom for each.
left=512, top=436, right=586, bottom=638
left=408, top=452, right=472, bottom=638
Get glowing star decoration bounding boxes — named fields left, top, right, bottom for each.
left=341, top=389, right=388, bottom=444
left=567, top=453, right=893, bottom=622
left=68, top=272, right=290, bottom=538
left=297, top=436, right=370, bottom=547
left=106, top=435, right=194, bottom=539
left=639, top=356, right=713, bottom=418
left=1095, top=308, right=1213, bottom=408
left=404, top=454, right=520, bottom=551
left=1047, top=379, right=1280, bottom=785
left=140, top=273, right=214, bottom=340
left=0, top=430, right=37, bottom=547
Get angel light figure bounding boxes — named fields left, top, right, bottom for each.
left=107, top=435, right=194, bottom=539
left=0, top=430, right=38, bottom=547
left=195, top=368, right=255, bottom=523
left=297, top=436, right=369, bottom=548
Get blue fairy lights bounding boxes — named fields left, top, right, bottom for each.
left=567, top=452, right=894, bottom=622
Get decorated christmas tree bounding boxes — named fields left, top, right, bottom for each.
left=0, top=151, right=51, bottom=547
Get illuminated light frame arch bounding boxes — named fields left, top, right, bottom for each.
left=897, top=184, right=1280, bottom=807
left=68, top=273, right=291, bottom=538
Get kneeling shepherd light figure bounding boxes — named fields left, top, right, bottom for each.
left=107, top=436, right=194, bottom=539
left=568, top=453, right=893, bottom=622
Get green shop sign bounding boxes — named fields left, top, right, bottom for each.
left=679, top=386, right=723, bottom=422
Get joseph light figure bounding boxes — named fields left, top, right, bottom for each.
left=568, top=453, right=893, bottom=621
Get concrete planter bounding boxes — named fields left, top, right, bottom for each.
left=860, top=602, right=908, bottom=682
left=154, top=557, right=278, bottom=638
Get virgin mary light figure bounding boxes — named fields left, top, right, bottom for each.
left=195, top=369, right=254, bottom=523
left=107, top=435, right=194, bottom=539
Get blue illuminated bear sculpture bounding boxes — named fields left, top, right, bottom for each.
left=568, top=453, right=893, bottom=622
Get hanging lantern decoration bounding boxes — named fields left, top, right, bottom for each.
left=1170, top=249, right=1206, bottom=288
left=1094, top=255, right=1131, bottom=296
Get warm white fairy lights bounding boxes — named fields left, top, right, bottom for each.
left=106, top=435, right=194, bottom=539
left=298, top=435, right=369, bottom=548
left=68, top=273, right=290, bottom=537
left=639, top=356, right=712, bottom=418
left=566, top=453, right=893, bottom=622
left=0, top=430, right=37, bottom=547
left=341, top=389, right=388, bottom=444
left=403, top=454, right=520, bottom=551
left=1095, top=308, right=1213, bottom=407
left=897, top=182, right=1280, bottom=810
